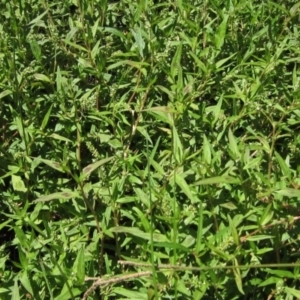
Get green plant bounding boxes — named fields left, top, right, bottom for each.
left=1, top=0, right=300, bottom=299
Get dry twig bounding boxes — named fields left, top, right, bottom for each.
left=82, top=271, right=152, bottom=300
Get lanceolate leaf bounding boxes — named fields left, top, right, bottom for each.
left=82, top=156, right=114, bottom=179
left=172, top=125, right=183, bottom=164
left=228, top=215, right=239, bottom=246
left=131, top=26, right=145, bottom=58
left=28, top=10, right=48, bottom=25
left=11, top=278, right=20, bottom=300
left=246, top=235, right=274, bottom=241
left=171, top=42, right=182, bottom=80
left=228, top=128, right=241, bottom=159
left=215, top=14, right=229, bottom=50
left=33, top=73, right=51, bottom=83
left=34, top=157, right=65, bottom=173
left=110, top=226, right=169, bottom=242
left=33, top=191, right=79, bottom=203
left=195, top=201, right=203, bottom=253
left=193, top=176, right=240, bottom=185
left=174, top=173, right=199, bottom=203
left=233, top=259, right=244, bottom=295
left=41, top=104, right=53, bottom=130
left=74, top=247, right=85, bottom=285
left=285, top=287, right=300, bottom=298
left=274, top=188, right=300, bottom=198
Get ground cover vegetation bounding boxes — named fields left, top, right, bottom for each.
left=1, top=0, right=300, bottom=299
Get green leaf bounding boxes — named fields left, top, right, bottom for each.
left=194, top=176, right=240, bottom=185
left=104, top=27, right=126, bottom=41
left=11, top=175, right=27, bottom=192
left=91, top=40, right=101, bottom=60
left=176, top=279, right=191, bottom=296
left=147, top=288, right=155, bottom=300
left=33, top=157, right=65, bottom=173
left=216, top=53, right=236, bottom=69
left=246, top=235, right=274, bottom=241
left=215, top=14, right=229, bottom=50
left=78, top=57, right=93, bottom=68
left=220, top=202, right=237, bottom=210
left=172, top=125, right=183, bottom=164
left=82, top=156, right=114, bottom=179
left=274, top=188, right=300, bottom=198
left=143, top=105, right=175, bottom=124
left=259, top=204, right=273, bottom=226
left=195, top=201, right=204, bottom=253
left=28, top=9, right=48, bottom=25
left=62, top=39, right=88, bottom=52
left=206, top=243, right=232, bottom=260
left=131, top=27, right=145, bottom=58
left=49, top=133, right=72, bottom=143
left=0, top=219, right=12, bottom=231
left=147, top=136, right=162, bottom=170
left=74, top=246, right=85, bottom=285
left=136, top=126, right=152, bottom=145
left=285, top=287, right=300, bottom=298
left=33, top=73, right=51, bottom=83
left=153, top=242, right=189, bottom=252
left=274, top=152, right=291, bottom=179
left=133, top=207, right=150, bottom=232
left=41, top=104, right=53, bottom=130
left=18, top=245, right=28, bottom=269
left=0, top=89, right=12, bottom=99
left=14, top=227, right=30, bottom=249
left=212, top=94, right=223, bottom=125
left=107, top=60, right=149, bottom=71
left=228, top=128, right=241, bottom=159
left=20, top=270, right=34, bottom=295
left=290, top=2, right=300, bottom=16
left=26, top=218, right=47, bottom=237
left=258, top=276, right=281, bottom=287
left=30, top=39, right=41, bottom=61
left=202, top=135, right=211, bottom=164
left=266, top=269, right=294, bottom=278
left=110, top=227, right=169, bottom=242
left=171, top=42, right=182, bottom=80
left=228, top=215, right=239, bottom=246
left=33, top=190, right=79, bottom=203
left=174, top=173, right=198, bottom=203
left=92, top=18, right=100, bottom=38
left=54, top=283, right=81, bottom=300
left=11, top=278, right=20, bottom=300
left=154, top=86, right=174, bottom=102
left=56, top=66, right=62, bottom=93
left=233, top=259, right=244, bottom=294
left=113, top=287, right=148, bottom=300
left=0, top=288, right=10, bottom=294
left=189, top=51, right=207, bottom=74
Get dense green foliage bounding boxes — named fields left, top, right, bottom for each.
left=1, top=0, right=300, bottom=299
